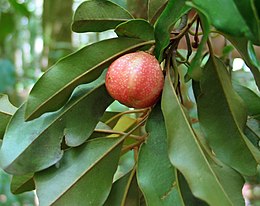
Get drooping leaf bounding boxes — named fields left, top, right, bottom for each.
left=72, top=0, right=133, bottom=33
left=147, top=0, right=168, bottom=23
left=154, top=0, right=190, bottom=61
left=0, top=94, right=17, bottom=139
left=11, top=173, right=35, bottom=194
left=115, top=19, right=155, bottom=41
left=225, top=36, right=260, bottom=90
left=245, top=119, right=260, bottom=149
left=0, top=82, right=112, bottom=175
left=104, top=169, right=139, bottom=206
left=196, top=56, right=259, bottom=176
left=190, top=0, right=260, bottom=45
left=137, top=103, right=182, bottom=205
left=35, top=137, right=123, bottom=206
left=233, top=83, right=260, bottom=120
left=162, top=69, right=245, bottom=206
left=25, top=37, right=153, bottom=120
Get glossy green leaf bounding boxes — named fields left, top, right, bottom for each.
left=154, top=0, right=190, bottom=61
left=162, top=70, right=245, bottom=206
left=25, top=37, right=153, bottom=120
left=104, top=169, right=139, bottom=206
left=35, top=137, right=123, bottom=206
left=11, top=173, right=35, bottom=194
left=115, top=19, right=155, bottom=41
left=190, top=0, right=260, bottom=45
left=233, top=83, right=260, bottom=120
left=148, top=0, right=168, bottom=23
left=0, top=82, right=112, bottom=175
left=226, top=36, right=260, bottom=89
left=196, top=56, right=259, bottom=176
left=0, top=94, right=17, bottom=139
left=137, top=103, right=182, bottom=205
left=72, top=0, right=133, bottom=32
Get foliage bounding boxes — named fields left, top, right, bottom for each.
left=0, top=0, right=260, bottom=205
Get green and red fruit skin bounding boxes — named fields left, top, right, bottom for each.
left=105, top=51, right=164, bottom=108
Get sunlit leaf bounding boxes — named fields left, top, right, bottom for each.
left=0, top=82, right=112, bottom=175
left=72, top=0, right=133, bottom=32
left=154, top=0, right=190, bottom=61
left=11, top=173, right=35, bottom=194
left=189, top=0, right=260, bottom=45
left=162, top=69, right=245, bottom=206
left=35, top=137, right=123, bottom=206
left=0, top=94, right=17, bottom=139
left=137, top=103, right=182, bottom=205
left=196, top=56, right=259, bottom=176
left=115, top=19, right=155, bottom=41
left=25, top=37, right=153, bottom=120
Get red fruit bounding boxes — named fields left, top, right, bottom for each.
left=105, top=51, right=164, bottom=108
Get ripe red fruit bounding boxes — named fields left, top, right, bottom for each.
left=105, top=51, right=164, bottom=108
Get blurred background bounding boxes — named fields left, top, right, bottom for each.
left=0, top=0, right=258, bottom=205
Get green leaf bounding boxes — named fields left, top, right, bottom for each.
left=25, top=37, right=153, bottom=120
left=147, top=0, right=168, bottom=23
left=245, top=119, right=260, bottom=148
left=154, top=0, right=190, bottom=61
left=225, top=36, right=260, bottom=90
left=177, top=171, right=208, bottom=206
left=196, top=56, right=259, bottom=176
left=233, top=83, right=260, bottom=120
left=11, top=173, right=35, bottom=194
left=35, top=137, right=123, bottom=206
left=190, top=0, right=260, bottom=45
left=162, top=69, right=245, bottom=206
left=0, top=82, right=112, bottom=175
left=137, top=103, right=182, bottom=205
left=104, top=169, right=139, bottom=206
left=0, top=94, right=17, bottom=139
left=115, top=19, right=155, bottom=41
left=72, top=0, right=133, bottom=32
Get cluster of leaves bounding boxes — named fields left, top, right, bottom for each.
left=0, top=0, right=260, bottom=205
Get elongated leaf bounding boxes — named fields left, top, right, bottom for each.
left=154, top=0, right=190, bottom=61
left=233, top=83, right=260, bottom=120
left=72, top=0, right=133, bottom=32
left=115, top=19, right=155, bottom=41
left=196, top=56, right=259, bottom=176
left=225, top=36, right=260, bottom=90
left=0, top=94, right=17, bottom=139
left=104, top=169, right=139, bottom=206
left=190, top=0, right=260, bottom=45
left=35, top=137, right=123, bottom=206
left=25, top=37, right=153, bottom=120
left=137, top=103, right=182, bottom=205
left=11, top=173, right=35, bottom=194
left=162, top=70, right=245, bottom=206
left=0, top=82, right=112, bottom=175
left=148, top=0, right=168, bottom=23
